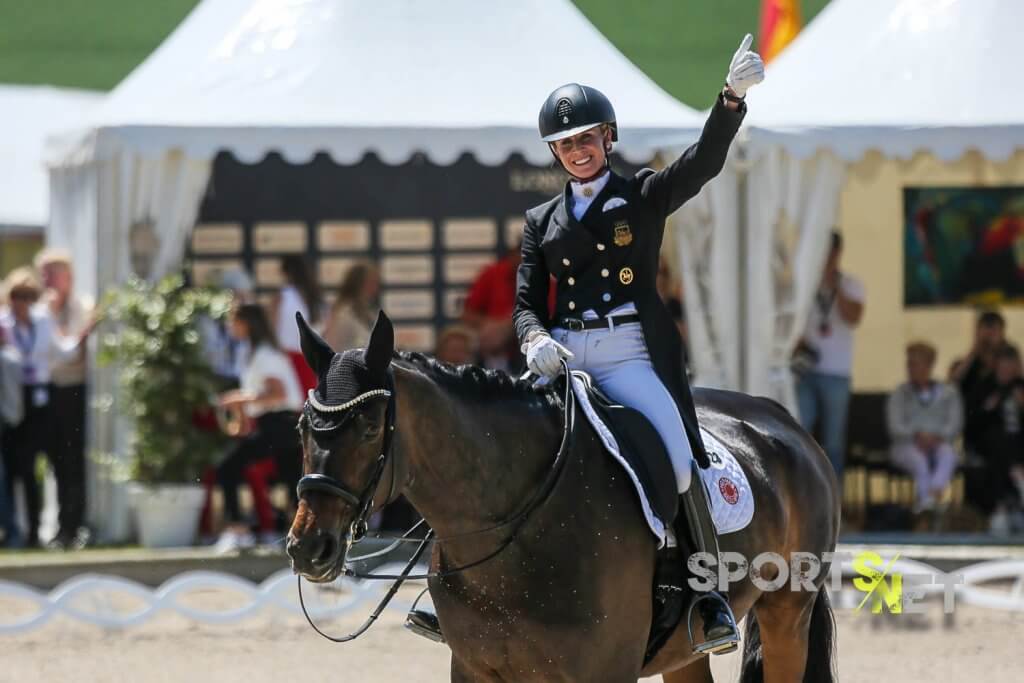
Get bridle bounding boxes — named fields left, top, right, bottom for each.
left=295, top=373, right=399, bottom=552
left=294, top=361, right=576, bottom=643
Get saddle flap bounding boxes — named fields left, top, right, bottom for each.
left=570, top=371, right=678, bottom=529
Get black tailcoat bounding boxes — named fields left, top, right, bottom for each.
left=513, top=97, right=745, bottom=467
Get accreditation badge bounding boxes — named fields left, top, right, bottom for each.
left=613, top=221, right=633, bottom=247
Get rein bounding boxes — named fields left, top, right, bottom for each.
left=296, top=361, right=576, bottom=642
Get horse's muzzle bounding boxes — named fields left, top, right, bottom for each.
left=286, top=528, right=343, bottom=582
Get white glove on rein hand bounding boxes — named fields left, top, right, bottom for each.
left=525, top=334, right=574, bottom=378
left=725, top=33, right=765, bottom=98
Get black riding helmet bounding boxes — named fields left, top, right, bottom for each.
left=538, top=83, right=618, bottom=143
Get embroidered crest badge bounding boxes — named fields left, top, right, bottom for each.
left=719, top=477, right=740, bottom=505
left=619, top=267, right=634, bottom=285
left=613, top=221, right=633, bottom=247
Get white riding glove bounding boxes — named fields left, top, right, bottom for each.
left=725, top=33, right=765, bottom=98
left=524, top=333, right=574, bottom=378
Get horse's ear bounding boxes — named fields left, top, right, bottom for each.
left=296, top=312, right=334, bottom=377
left=363, top=310, right=394, bottom=375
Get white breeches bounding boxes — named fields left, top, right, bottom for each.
left=551, top=321, right=694, bottom=493
left=890, top=441, right=958, bottom=505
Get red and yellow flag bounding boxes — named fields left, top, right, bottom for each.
left=758, top=0, right=803, bottom=63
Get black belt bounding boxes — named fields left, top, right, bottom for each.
left=559, top=314, right=641, bottom=331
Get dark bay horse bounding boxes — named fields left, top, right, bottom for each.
left=286, top=311, right=840, bottom=682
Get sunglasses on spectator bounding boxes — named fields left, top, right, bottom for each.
left=9, top=290, right=37, bottom=301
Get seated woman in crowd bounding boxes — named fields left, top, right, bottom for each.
left=886, top=341, right=963, bottom=514
left=214, top=303, right=304, bottom=551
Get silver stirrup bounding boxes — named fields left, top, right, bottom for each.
left=686, top=592, right=740, bottom=655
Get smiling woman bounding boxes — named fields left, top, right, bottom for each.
left=514, top=56, right=761, bottom=656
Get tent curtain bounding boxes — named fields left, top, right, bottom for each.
left=672, top=153, right=741, bottom=390
left=47, top=149, right=212, bottom=542
left=49, top=149, right=212, bottom=296
left=744, top=147, right=845, bottom=411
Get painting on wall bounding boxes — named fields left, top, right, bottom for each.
left=904, top=186, right=1024, bottom=306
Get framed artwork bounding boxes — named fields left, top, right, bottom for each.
left=904, top=186, right=1024, bottom=306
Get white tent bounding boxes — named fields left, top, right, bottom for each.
left=47, top=0, right=704, bottom=541
left=0, top=85, right=101, bottom=231
left=679, top=0, right=1024, bottom=409
left=745, top=0, right=1023, bottom=161
left=49, top=0, right=704, bottom=299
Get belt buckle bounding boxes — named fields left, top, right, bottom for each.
left=565, top=318, right=584, bottom=332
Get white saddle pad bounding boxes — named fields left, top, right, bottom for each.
left=697, top=430, right=755, bottom=535
left=569, top=373, right=755, bottom=545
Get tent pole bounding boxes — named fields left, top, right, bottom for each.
left=736, top=145, right=749, bottom=392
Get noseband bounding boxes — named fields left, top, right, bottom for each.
left=295, top=373, right=398, bottom=546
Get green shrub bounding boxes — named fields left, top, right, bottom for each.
left=97, top=275, right=232, bottom=483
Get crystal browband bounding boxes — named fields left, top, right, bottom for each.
left=306, top=388, right=392, bottom=413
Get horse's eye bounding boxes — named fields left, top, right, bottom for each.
left=364, top=423, right=382, bottom=440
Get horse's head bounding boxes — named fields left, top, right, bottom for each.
left=285, top=310, right=396, bottom=583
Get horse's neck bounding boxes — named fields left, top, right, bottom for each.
left=391, top=364, right=561, bottom=537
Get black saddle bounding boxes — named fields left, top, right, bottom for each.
left=570, top=371, right=679, bottom=526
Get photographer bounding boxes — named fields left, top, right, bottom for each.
left=795, top=231, right=865, bottom=482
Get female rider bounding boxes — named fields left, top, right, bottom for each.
left=513, top=35, right=764, bottom=654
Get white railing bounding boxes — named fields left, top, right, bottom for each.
left=1, top=559, right=1022, bottom=634
left=0, top=563, right=426, bottom=635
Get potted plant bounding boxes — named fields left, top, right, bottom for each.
left=98, top=275, right=232, bottom=547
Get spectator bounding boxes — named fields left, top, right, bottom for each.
left=950, top=310, right=1011, bottom=452
left=0, top=268, right=88, bottom=547
left=972, top=345, right=1024, bottom=533
left=274, top=255, right=323, bottom=393
left=322, top=261, right=379, bottom=352
left=0, top=333, right=23, bottom=548
left=214, top=303, right=303, bottom=551
left=886, top=342, right=963, bottom=513
left=795, top=231, right=865, bottom=481
left=462, top=243, right=525, bottom=372
left=35, top=248, right=94, bottom=549
left=199, top=268, right=254, bottom=388
left=435, top=325, right=476, bottom=365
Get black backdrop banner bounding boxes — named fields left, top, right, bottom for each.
left=188, top=151, right=646, bottom=351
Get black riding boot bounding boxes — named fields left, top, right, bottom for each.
left=679, top=464, right=740, bottom=655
